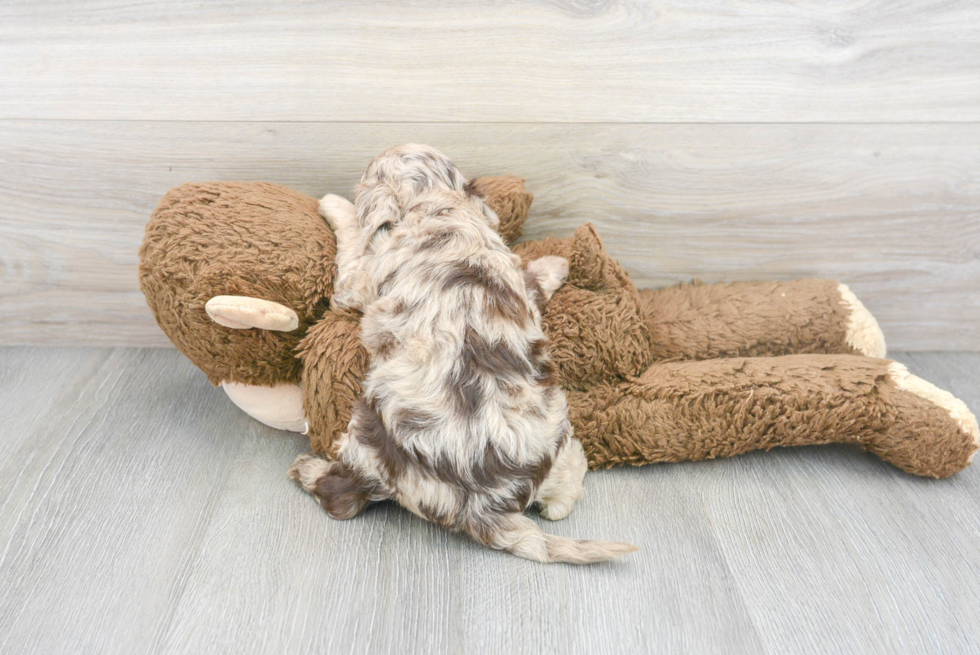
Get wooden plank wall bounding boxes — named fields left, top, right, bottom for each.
left=1, top=1, right=978, bottom=349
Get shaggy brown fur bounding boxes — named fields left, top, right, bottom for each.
left=638, top=279, right=856, bottom=361
left=139, top=182, right=335, bottom=387
left=513, top=225, right=653, bottom=391
left=297, top=308, right=367, bottom=458
left=570, top=355, right=975, bottom=478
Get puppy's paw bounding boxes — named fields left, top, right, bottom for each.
left=319, top=194, right=357, bottom=233
left=534, top=437, right=587, bottom=521
left=539, top=499, right=574, bottom=521
left=527, top=256, right=569, bottom=301
left=288, top=455, right=379, bottom=520
left=288, top=454, right=333, bottom=493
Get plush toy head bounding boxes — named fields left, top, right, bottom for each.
left=138, top=176, right=533, bottom=389
left=140, top=182, right=335, bottom=387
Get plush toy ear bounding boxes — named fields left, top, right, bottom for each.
left=205, top=295, right=300, bottom=331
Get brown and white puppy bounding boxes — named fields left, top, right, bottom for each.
left=289, top=144, right=637, bottom=564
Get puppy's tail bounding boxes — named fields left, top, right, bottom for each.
left=487, top=514, right=638, bottom=565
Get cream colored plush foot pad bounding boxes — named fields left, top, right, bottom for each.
left=888, top=362, right=980, bottom=461
left=838, top=283, right=887, bottom=358
left=221, top=382, right=308, bottom=433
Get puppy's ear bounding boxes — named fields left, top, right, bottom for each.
left=355, top=182, right=402, bottom=235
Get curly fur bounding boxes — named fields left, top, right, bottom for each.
left=290, top=145, right=637, bottom=563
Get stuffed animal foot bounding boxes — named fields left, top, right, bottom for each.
left=570, top=354, right=978, bottom=478
left=872, top=362, right=980, bottom=477
left=638, top=279, right=886, bottom=362
left=221, top=382, right=308, bottom=433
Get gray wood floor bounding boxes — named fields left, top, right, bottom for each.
left=1, top=347, right=979, bottom=654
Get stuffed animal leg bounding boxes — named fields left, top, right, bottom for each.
left=516, top=224, right=976, bottom=478
left=570, top=354, right=979, bottom=478
left=637, top=279, right=886, bottom=361
left=517, top=230, right=886, bottom=364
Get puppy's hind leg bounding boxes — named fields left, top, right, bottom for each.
left=288, top=455, right=384, bottom=520
left=534, top=437, right=588, bottom=521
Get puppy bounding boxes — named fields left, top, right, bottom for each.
left=289, top=144, right=637, bottom=564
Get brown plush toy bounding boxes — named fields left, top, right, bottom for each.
left=140, top=179, right=979, bottom=479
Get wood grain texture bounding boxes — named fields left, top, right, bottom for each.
left=1, top=348, right=979, bottom=654
left=2, top=121, right=978, bottom=349
left=2, top=1, right=980, bottom=122
left=0, top=348, right=252, bottom=654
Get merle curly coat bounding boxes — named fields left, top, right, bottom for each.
left=289, top=144, right=637, bottom=564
